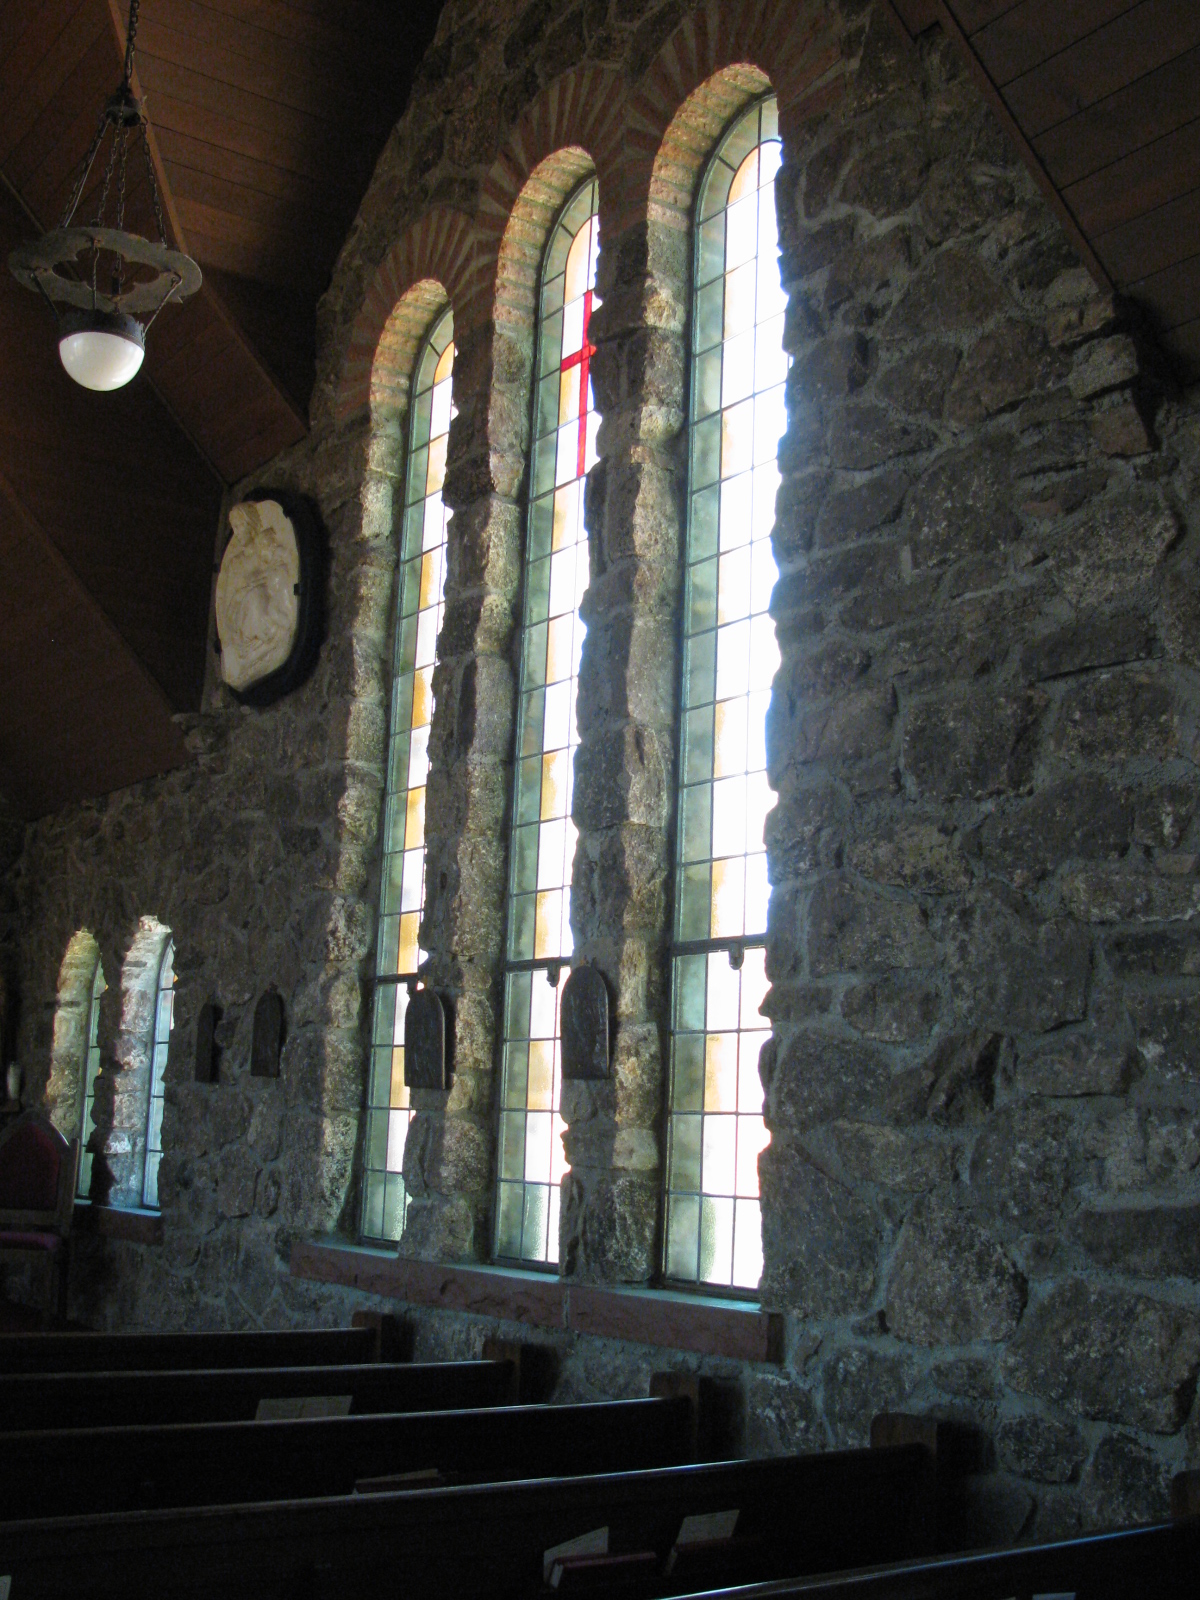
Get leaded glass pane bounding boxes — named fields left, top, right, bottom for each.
left=362, top=307, right=455, bottom=1242
left=77, top=960, right=105, bottom=1198
left=496, top=178, right=600, bottom=1265
left=141, top=939, right=174, bottom=1209
left=665, top=96, right=784, bottom=1292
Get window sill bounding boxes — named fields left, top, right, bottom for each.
left=73, top=1200, right=163, bottom=1246
left=290, top=1240, right=783, bottom=1364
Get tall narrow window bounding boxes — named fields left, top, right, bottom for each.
left=495, top=179, right=600, bottom=1266
left=664, top=97, right=785, bottom=1291
left=362, top=309, right=455, bottom=1241
left=77, top=959, right=105, bottom=1198
left=142, top=938, right=174, bottom=1208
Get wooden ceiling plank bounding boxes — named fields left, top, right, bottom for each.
left=1094, top=182, right=1200, bottom=286
left=1003, top=0, right=1200, bottom=141
left=1063, top=116, right=1200, bottom=240
left=943, top=0, right=1022, bottom=33
left=2, top=30, right=115, bottom=197
left=155, top=124, right=325, bottom=209
left=176, top=223, right=321, bottom=291
left=1165, top=315, right=1200, bottom=380
left=1128, top=252, right=1200, bottom=332
left=169, top=164, right=343, bottom=249
left=221, top=415, right=307, bottom=484
left=136, top=12, right=362, bottom=125
left=0, top=1, right=106, bottom=167
left=1033, top=44, right=1200, bottom=191
left=144, top=88, right=347, bottom=186
left=0, top=3, right=64, bottom=70
left=134, top=51, right=348, bottom=157
left=972, top=0, right=1137, bottom=89
left=191, top=0, right=414, bottom=53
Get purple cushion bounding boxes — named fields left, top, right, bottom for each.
left=0, top=1230, right=62, bottom=1252
left=0, top=1122, right=63, bottom=1212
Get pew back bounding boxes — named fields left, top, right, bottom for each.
left=0, top=1325, right=393, bottom=1373
left=0, top=1358, right=514, bottom=1430
left=0, top=1395, right=696, bottom=1516
left=0, top=1443, right=937, bottom=1600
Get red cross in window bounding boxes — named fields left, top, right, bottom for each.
left=560, top=287, right=596, bottom=479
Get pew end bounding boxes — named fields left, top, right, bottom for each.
left=350, top=1311, right=410, bottom=1363
left=1171, top=1467, right=1200, bottom=1520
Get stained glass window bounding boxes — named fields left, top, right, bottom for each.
left=142, top=938, right=174, bottom=1209
left=495, top=179, right=600, bottom=1265
left=361, top=308, right=455, bottom=1242
left=77, top=959, right=105, bottom=1198
left=664, top=96, right=785, bottom=1291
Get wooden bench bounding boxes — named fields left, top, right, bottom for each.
left=0, top=1317, right=404, bottom=1373
left=0, top=1356, right=515, bottom=1430
left=662, top=1516, right=1200, bottom=1600
left=0, top=1439, right=938, bottom=1600
left=0, top=1393, right=696, bottom=1516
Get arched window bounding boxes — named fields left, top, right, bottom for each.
left=77, top=958, right=105, bottom=1198
left=495, top=178, right=600, bottom=1266
left=362, top=307, right=455, bottom=1241
left=141, top=937, right=174, bottom=1208
left=664, top=96, right=785, bottom=1290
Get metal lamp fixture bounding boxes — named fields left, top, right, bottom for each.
left=8, top=0, right=201, bottom=391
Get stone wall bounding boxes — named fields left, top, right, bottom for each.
left=6, top=0, right=1200, bottom=1538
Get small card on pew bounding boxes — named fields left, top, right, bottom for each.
left=355, top=1468, right=444, bottom=1494
left=664, top=1508, right=741, bottom=1577
left=254, top=1394, right=352, bottom=1420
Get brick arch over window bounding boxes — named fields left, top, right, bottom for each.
left=336, top=208, right=476, bottom=430
left=398, top=143, right=602, bottom=1265
left=45, top=929, right=101, bottom=1144
left=88, top=916, right=172, bottom=1207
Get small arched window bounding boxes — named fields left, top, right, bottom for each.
left=142, top=938, right=174, bottom=1208
left=664, top=96, right=785, bottom=1290
left=77, top=959, right=105, bottom=1198
left=495, top=178, right=600, bottom=1266
left=362, top=307, right=455, bottom=1241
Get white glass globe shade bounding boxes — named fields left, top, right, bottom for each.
left=58, top=315, right=145, bottom=391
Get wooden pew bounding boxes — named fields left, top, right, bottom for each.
left=0, top=1357, right=515, bottom=1430
left=0, top=1394, right=696, bottom=1516
left=662, top=1517, right=1200, bottom=1600
left=0, top=1318, right=403, bottom=1373
left=0, top=1440, right=938, bottom=1600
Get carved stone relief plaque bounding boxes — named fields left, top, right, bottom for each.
left=560, top=965, right=610, bottom=1081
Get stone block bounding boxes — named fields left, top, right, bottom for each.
left=768, top=1029, right=892, bottom=1132
left=830, top=1121, right=955, bottom=1191
left=764, top=779, right=851, bottom=881
left=968, top=1107, right=1071, bottom=1228
left=216, top=1145, right=258, bottom=1219
left=760, top=1142, right=881, bottom=1316
left=772, top=468, right=831, bottom=561
left=822, top=1345, right=916, bottom=1449
left=1090, top=396, right=1153, bottom=456
left=1016, top=1032, right=1134, bottom=1097
left=824, top=226, right=913, bottom=314
left=559, top=1168, right=656, bottom=1282
left=1062, top=867, right=1200, bottom=925
left=807, top=874, right=935, bottom=976
left=1004, top=1279, right=1200, bottom=1432
left=1081, top=1433, right=1173, bottom=1527
left=875, top=344, right=960, bottom=418
left=1068, top=336, right=1140, bottom=400
left=888, top=1029, right=1002, bottom=1127
left=744, top=1373, right=827, bottom=1456
left=813, top=471, right=908, bottom=549
left=1077, top=1202, right=1200, bottom=1279
left=903, top=689, right=1044, bottom=802
left=886, top=1190, right=1026, bottom=1345
left=842, top=977, right=939, bottom=1042
left=886, top=249, right=1000, bottom=339
left=946, top=321, right=1067, bottom=425
left=1021, top=609, right=1157, bottom=682
left=903, top=440, right=1018, bottom=571
left=841, top=133, right=929, bottom=217
left=1106, top=928, right=1200, bottom=978
left=1054, top=669, right=1177, bottom=764
left=829, top=404, right=935, bottom=471
left=1048, top=490, right=1177, bottom=613
left=995, top=1412, right=1085, bottom=1484
left=847, top=822, right=971, bottom=894
left=974, top=777, right=1131, bottom=886
left=947, top=890, right=1090, bottom=1035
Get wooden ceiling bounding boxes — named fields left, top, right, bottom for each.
left=0, top=1, right=443, bottom=818
left=889, top=0, right=1200, bottom=381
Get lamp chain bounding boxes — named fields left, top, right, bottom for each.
left=123, top=0, right=141, bottom=91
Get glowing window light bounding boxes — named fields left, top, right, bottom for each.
left=77, top=960, right=106, bottom=1198
left=361, top=309, right=455, bottom=1242
left=665, top=97, right=784, bottom=1291
left=495, top=178, right=600, bottom=1266
left=142, top=939, right=174, bottom=1209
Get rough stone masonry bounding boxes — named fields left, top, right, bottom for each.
left=5, top=0, right=1200, bottom=1542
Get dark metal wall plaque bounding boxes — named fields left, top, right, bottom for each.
left=560, top=965, right=610, bottom=1081
left=251, top=989, right=284, bottom=1078
left=404, top=989, right=449, bottom=1090
left=195, top=1000, right=220, bottom=1084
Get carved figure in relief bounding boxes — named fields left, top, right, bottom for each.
left=214, top=499, right=301, bottom=692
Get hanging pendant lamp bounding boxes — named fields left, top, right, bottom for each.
left=8, top=0, right=201, bottom=391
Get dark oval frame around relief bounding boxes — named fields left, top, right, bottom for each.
left=217, top=488, right=326, bottom=708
